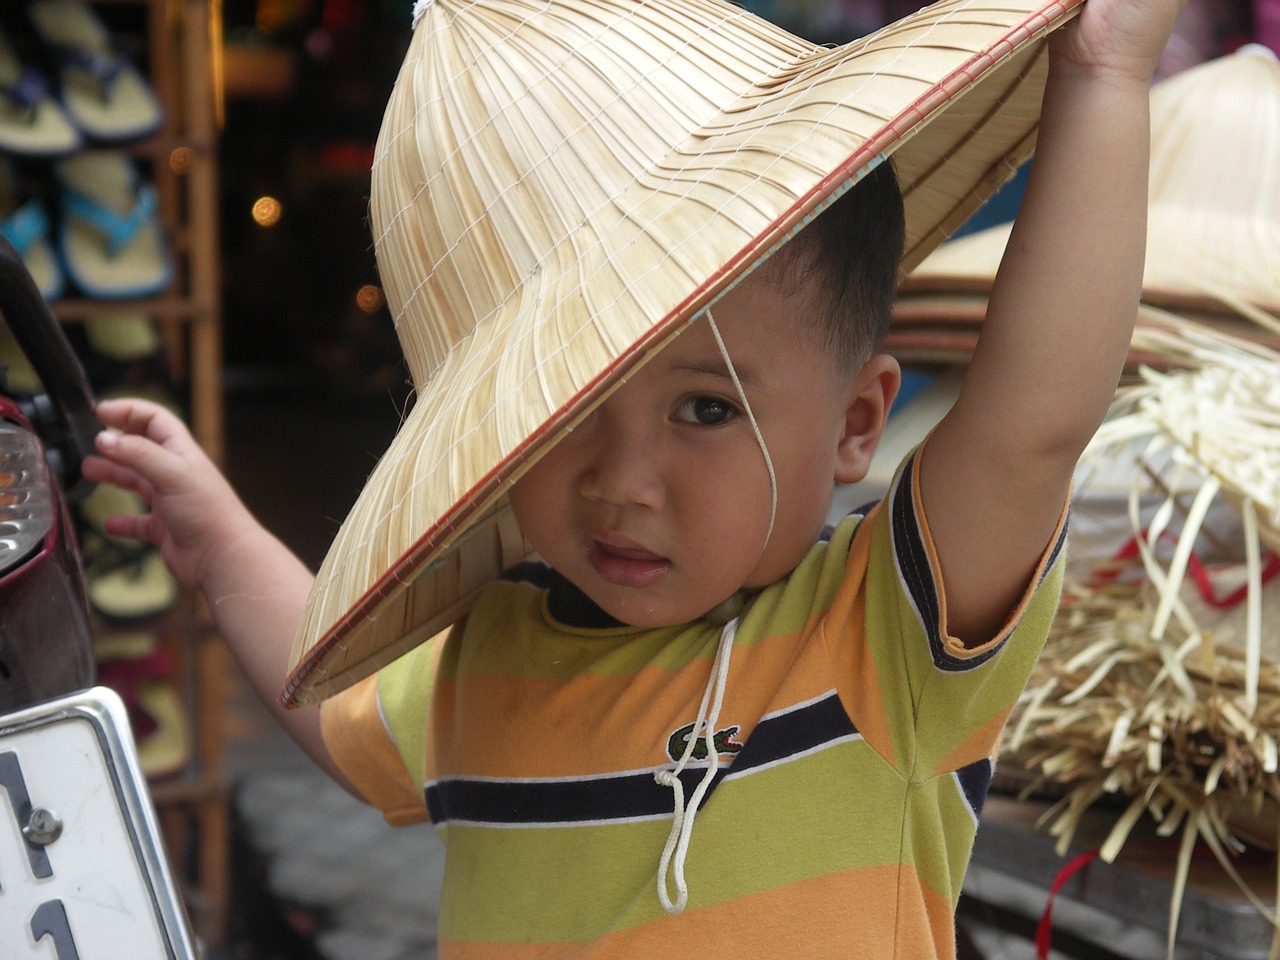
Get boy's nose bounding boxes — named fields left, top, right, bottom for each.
left=577, top=412, right=665, bottom=510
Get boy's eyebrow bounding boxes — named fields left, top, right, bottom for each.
left=669, top=360, right=763, bottom=390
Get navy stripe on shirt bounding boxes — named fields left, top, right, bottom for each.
left=424, top=692, right=858, bottom=826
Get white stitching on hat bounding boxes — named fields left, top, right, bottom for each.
left=368, top=2, right=965, bottom=557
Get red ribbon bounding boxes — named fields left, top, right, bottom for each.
left=1036, top=849, right=1101, bottom=959
left=1089, top=531, right=1279, bottom=610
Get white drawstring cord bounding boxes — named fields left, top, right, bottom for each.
left=650, top=305, right=778, bottom=913
left=654, top=616, right=738, bottom=913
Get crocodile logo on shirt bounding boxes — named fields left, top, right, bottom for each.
left=666, top=721, right=743, bottom=763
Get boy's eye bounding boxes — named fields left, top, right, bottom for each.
left=674, top=396, right=738, bottom=426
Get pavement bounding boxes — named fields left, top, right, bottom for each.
left=208, top=386, right=444, bottom=960
left=215, top=674, right=444, bottom=960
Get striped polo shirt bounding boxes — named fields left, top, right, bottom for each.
left=321, top=448, right=1067, bottom=958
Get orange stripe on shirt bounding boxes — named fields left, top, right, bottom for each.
left=439, top=865, right=956, bottom=960
left=321, top=675, right=428, bottom=825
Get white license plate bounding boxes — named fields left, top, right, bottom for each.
left=0, top=687, right=197, bottom=959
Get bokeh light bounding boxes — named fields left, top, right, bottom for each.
left=169, top=146, right=195, bottom=174
left=355, top=285, right=385, bottom=314
left=252, top=196, right=283, bottom=227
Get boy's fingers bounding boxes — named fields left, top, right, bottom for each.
left=94, top=428, right=190, bottom=494
left=81, top=454, right=155, bottom=504
left=95, top=396, right=164, bottom=432
left=102, top=513, right=154, bottom=544
left=95, top=398, right=198, bottom=453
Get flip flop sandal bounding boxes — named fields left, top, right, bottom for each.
left=81, top=528, right=182, bottom=622
left=0, top=25, right=80, bottom=156
left=56, top=150, right=172, bottom=299
left=28, top=0, right=164, bottom=144
left=85, top=311, right=162, bottom=360
left=78, top=481, right=180, bottom=622
left=0, top=162, right=64, bottom=301
left=79, top=313, right=176, bottom=395
left=95, top=631, right=191, bottom=780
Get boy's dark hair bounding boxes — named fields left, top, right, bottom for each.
left=766, top=160, right=905, bottom=369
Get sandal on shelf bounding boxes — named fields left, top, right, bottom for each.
left=0, top=161, right=64, bottom=301
left=80, top=313, right=175, bottom=395
left=0, top=24, right=80, bottom=157
left=85, top=312, right=163, bottom=361
left=56, top=150, right=172, bottom=299
left=77, top=480, right=179, bottom=622
left=28, top=0, right=163, bottom=144
left=94, top=631, right=190, bottom=780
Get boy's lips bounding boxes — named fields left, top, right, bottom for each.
left=584, top=532, right=671, bottom=588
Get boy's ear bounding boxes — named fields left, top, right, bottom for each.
left=834, top=353, right=901, bottom=485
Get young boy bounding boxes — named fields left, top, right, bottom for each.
left=86, top=0, right=1184, bottom=954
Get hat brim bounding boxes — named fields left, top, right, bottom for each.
left=284, top=0, right=1083, bottom=706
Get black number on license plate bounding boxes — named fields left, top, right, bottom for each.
left=1, top=750, right=84, bottom=958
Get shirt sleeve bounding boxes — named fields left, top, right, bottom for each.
left=320, top=633, right=448, bottom=826
left=823, top=442, right=1068, bottom=782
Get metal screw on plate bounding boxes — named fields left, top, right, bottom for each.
left=23, top=807, right=63, bottom=845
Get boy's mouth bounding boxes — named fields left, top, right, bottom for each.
left=584, top=533, right=671, bottom=588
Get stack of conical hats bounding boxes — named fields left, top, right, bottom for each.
left=888, top=44, right=1280, bottom=370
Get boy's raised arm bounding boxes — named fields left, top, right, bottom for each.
left=84, top=398, right=357, bottom=793
left=919, top=0, right=1187, bottom=646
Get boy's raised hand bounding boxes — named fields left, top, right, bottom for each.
left=1053, top=0, right=1189, bottom=82
left=83, top=397, right=259, bottom=592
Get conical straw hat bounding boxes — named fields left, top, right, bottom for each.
left=1146, top=44, right=1280, bottom=312
left=905, top=44, right=1280, bottom=313
left=284, top=0, right=1085, bottom=706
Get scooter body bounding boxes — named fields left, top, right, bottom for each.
left=0, top=236, right=197, bottom=958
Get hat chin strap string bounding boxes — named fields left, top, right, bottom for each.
left=654, top=616, right=737, bottom=913
left=705, top=306, right=778, bottom=545
left=653, top=307, right=778, bottom=914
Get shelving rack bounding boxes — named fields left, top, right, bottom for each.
left=48, top=0, right=228, bottom=943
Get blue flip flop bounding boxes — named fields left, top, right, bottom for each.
left=0, top=25, right=80, bottom=156
left=29, top=0, right=164, bottom=144
left=56, top=151, right=172, bottom=299
left=0, top=162, right=64, bottom=301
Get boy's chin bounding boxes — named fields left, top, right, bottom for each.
left=585, top=587, right=751, bottom=630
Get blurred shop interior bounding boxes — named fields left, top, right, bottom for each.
left=0, top=0, right=1277, bottom=955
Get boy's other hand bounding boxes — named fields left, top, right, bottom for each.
left=82, top=397, right=258, bottom=591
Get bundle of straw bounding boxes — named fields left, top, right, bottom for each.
left=1001, top=312, right=1280, bottom=956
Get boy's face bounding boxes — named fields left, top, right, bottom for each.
left=508, top=270, right=899, bottom=628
